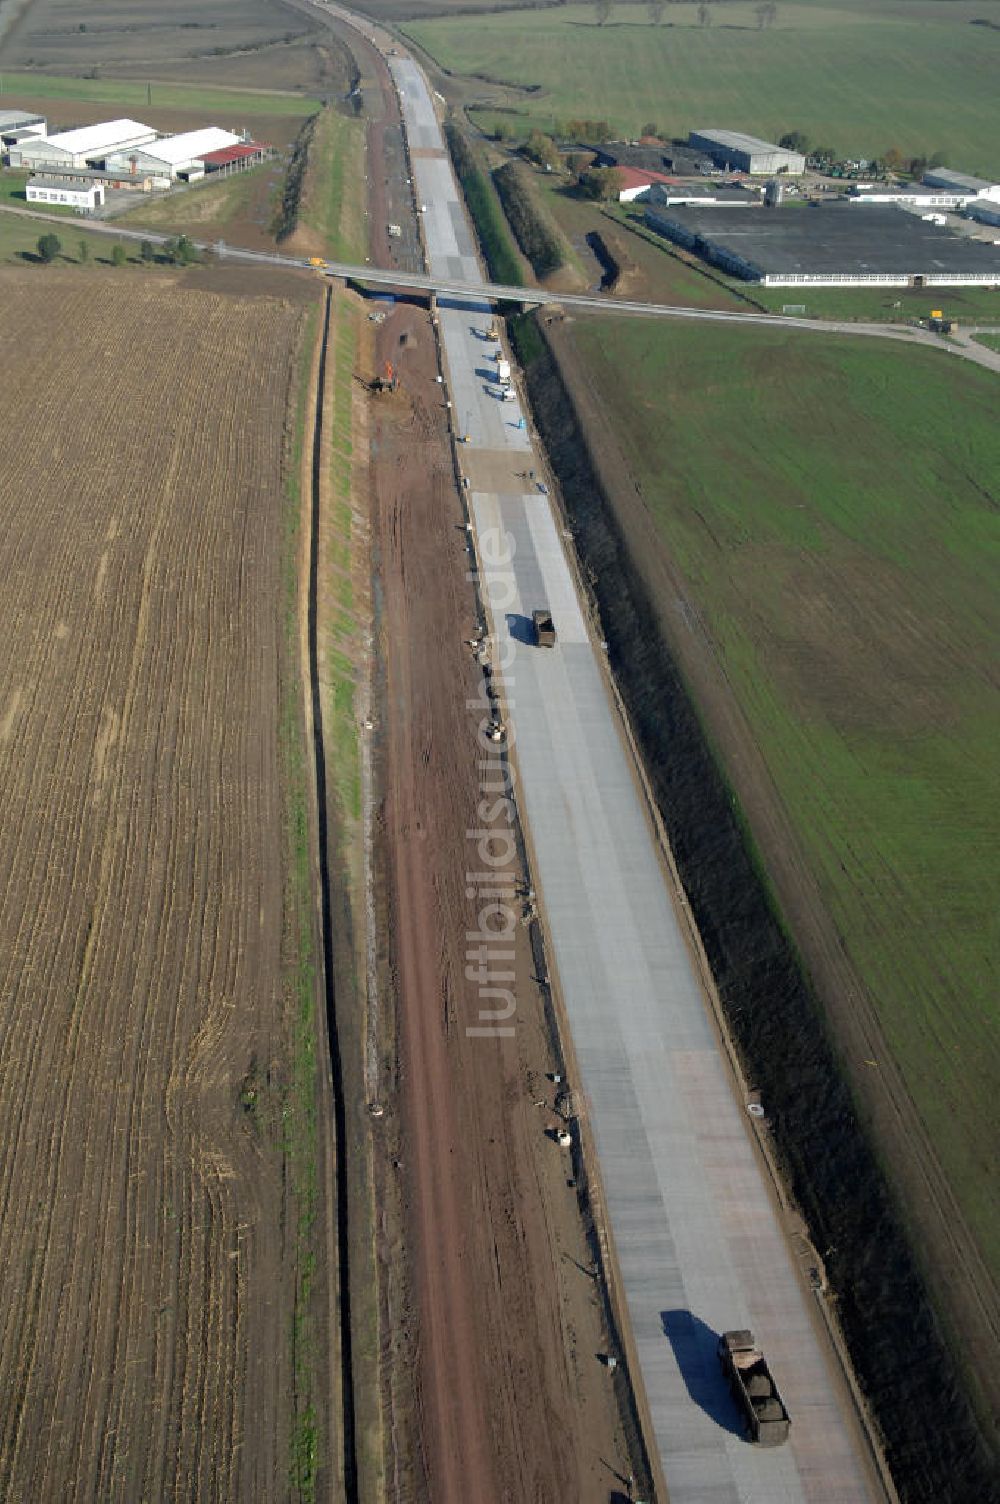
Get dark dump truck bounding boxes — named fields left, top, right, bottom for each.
left=718, top=1330, right=791, bottom=1445
left=532, top=610, right=556, bottom=647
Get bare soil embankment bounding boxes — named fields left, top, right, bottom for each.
left=512, top=309, right=1000, bottom=1504
left=368, top=299, right=645, bottom=1503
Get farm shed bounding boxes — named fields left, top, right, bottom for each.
left=967, top=201, right=1000, bottom=228
left=614, top=167, right=676, bottom=202
left=10, top=119, right=156, bottom=170
left=104, top=128, right=241, bottom=183
left=646, top=181, right=760, bottom=208
left=26, top=176, right=103, bottom=210
left=199, top=141, right=270, bottom=174
left=29, top=162, right=153, bottom=193
left=644, top=201, right=1000, bottom=286
left=689, top=129, right=805, bottom=175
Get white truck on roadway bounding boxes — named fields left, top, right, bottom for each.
left=496, top=358, right=511, bottom=385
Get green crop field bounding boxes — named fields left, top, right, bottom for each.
left=407, top=0, right=1000, bottom=176
left=568, top=315, right=1000, bottom=1278
left=0, top=70, right=319, bottom=116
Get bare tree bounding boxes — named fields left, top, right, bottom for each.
left=697, top=2, right=712, bottom=26
left=648, top=0, right=667, bottom=22
left=754, top=1, right=777, bottom=25
left=595, top=0, right=613, bottom=23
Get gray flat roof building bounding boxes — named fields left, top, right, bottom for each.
left=646, top=182, right=760, bottom=208
left=645, top=202, right=1000, bottom=285
left=689, top=129, right=805, bottom=175
left=0, top=109, right=46, bottom=132
left=922, top=167, right=998, bottom=196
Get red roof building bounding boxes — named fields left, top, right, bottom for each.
left=614, top=166, right=679, bottom=201
left=198, top=141, right=269, bottom=171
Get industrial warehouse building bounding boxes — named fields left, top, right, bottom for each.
left=645, top=202, right=1000, bottom=286
left=688, top=129, right=805, bottom=175
left=9, top=119, right=156, bottom=170
left=104, top=127, right=242, bottom=183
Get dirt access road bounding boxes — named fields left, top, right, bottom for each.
left=369, top=299, right=642, bottom=1502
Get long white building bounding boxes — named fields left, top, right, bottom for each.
left=27, top=176, right=104, bottom=211
left=10, top=118, right=156, bottom=170
left=104, top=127, right=242, bottom=183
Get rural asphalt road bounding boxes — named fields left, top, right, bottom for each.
left=4, top=201, right=999, bottom=371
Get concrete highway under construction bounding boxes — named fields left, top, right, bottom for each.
left=331, top=15, right=887, bottom=1503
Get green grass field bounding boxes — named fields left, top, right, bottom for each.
left=568, top=315, right=1000, bottom=1277
left=972, top=331, right=1000, bottom=352
left=408, top=0, right=1000, bottom=175
left=120, top=163, right=278, bottom=237
left=0, top=209, right=129, bottom=261
left=0, top=69, right=320, bottom=116
left=0, top=168, right=73, bottom=215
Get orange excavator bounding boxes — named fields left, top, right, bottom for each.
left=371, top=360, right=398, bottom=394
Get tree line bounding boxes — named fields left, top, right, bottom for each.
left=35, top=233, right=199, bottom=267
left=592, top=0, right=779, bottom=25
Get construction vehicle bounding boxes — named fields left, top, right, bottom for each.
left=371, top=360, right=398, bottom=395
left=497, top=358, right=511, bottom=385
left=532, top=610, right=556, bottom=648
left=717, top=1331, right=790, bottom=1446
left=307, top=257, right=326, bottom=268
left=388, top=223, right=402, bottom=238
left=486, top=320, right=500, bottom=341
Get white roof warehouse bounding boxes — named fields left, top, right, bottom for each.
left=9, top=119, right=156, bottom=170
left=104, top=128, right=242, bottom=181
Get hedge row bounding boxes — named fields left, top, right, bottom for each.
left=493, top=160, right=565, bottom=279
left=275, top=111, right=317, bottom=242
left=444, top=121, right=523, bottom=287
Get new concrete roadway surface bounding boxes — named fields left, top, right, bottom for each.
left=383, top=42, right=883, bottom=1504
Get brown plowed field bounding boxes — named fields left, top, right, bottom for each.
left=0, top=268, right=328, bottom=1500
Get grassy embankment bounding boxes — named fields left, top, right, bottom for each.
left=569, top=317, right=1000, bottom=1281
left=294, top=107, right=367, bottom=264
left=121, top=104, right=365, bottom=259
left=279, top=286, right=374, bottom=1499
left=444, top=120, right=523, bottom=285
left=408, top=0, right=1000, bottom=176
left=322, top=295, right=382, bottom=1490
left=281, top=298, right=327, bottom=1502
left=492, top=159, right=568, bottom=279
